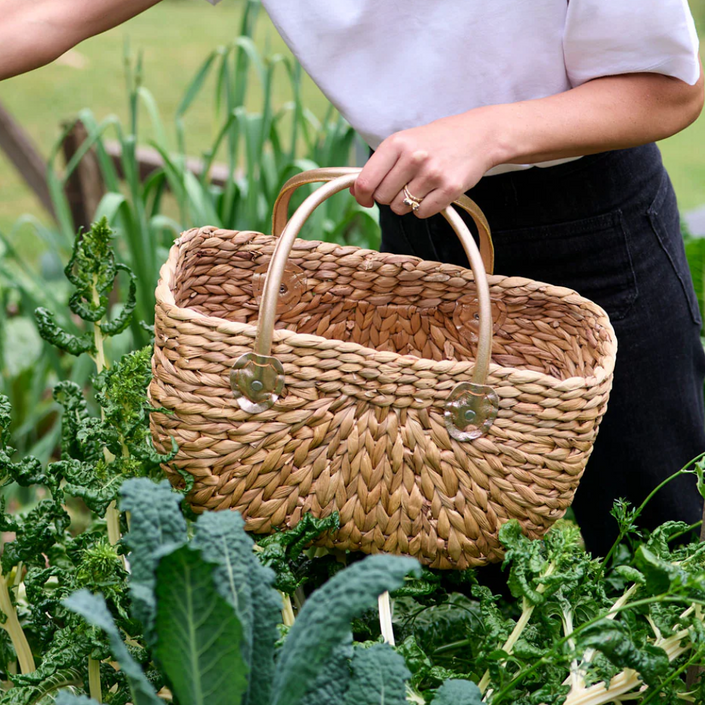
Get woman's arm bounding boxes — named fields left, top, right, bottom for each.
left=0, top=0, right=163, bottom=81
left=354, top=66, right=705, bottom=218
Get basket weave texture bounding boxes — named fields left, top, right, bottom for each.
left=150, top=225, right=616, bottom=569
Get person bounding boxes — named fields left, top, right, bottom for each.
left=2, top=0, right=705, bottom=556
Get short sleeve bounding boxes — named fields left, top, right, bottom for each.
left=564, top=0, right=701, bottom=86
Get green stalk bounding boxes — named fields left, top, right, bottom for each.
left=601, top=454, right=705, bottom=571
left=281, top=593, right=295, bottom=627
left=88, top=657, right=102, bottom=702
left=89, top=277, right=121, bottom=547
left=0, top=564, right=35, bottom=674
left=479, top=562, right=555, bottom=695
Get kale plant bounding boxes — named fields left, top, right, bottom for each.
left=1, top=217, right=705, bottom=704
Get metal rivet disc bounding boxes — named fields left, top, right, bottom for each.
left=445, top=382, right=499, bottom=441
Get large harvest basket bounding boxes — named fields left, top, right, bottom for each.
left=150, top=168, right=617, bottom=569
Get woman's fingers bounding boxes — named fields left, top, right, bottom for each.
left=410, top=183, right=465, bottom=219
left=352, top=142, right=402, bottom=207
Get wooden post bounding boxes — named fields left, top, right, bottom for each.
left=0, top=101, right=55, bottom=219
left=61, top=119, right=105, bottom=232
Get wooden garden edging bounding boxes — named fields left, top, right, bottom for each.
left=0, top=101, right=55, bottom=219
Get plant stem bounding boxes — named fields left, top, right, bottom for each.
left=90, top=283, right=122, bottom=551
left=378, top=592, right=395, bottom=646
left=601, top=454, right=705, bottom=571
left=479, top=562, right=555, bottom=695
left=281, top=592, right=295, bottom=627
left=0, top=565, right=35, bottom=674
left=88, top=657, right=102, bottom=702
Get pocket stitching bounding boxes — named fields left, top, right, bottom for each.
left=648, top=208, right=702, bottom=327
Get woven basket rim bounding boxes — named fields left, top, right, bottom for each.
left=155, top=226, right=618, bottom=391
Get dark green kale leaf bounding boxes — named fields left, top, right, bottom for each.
left=193, top=510, right=280, bottom=705
left=119, top=479, right=187, bottom=646
left=431, top=678, right=484, bottom=705
left=271, top=555, right=420, bottom=705
left=153, top=545, right=249, bottom=705
left=342, top=643, right=410, bottom=705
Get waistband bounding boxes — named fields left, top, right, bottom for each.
left=466, top=143, right=665, bottom=231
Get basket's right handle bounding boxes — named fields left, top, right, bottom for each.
left=272, top=167, right=495, bottom=275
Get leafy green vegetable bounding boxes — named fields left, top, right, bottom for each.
left=432, top=679, right=484, bottom=705
left=193, top=510, right=280, bottom=705
left=63, top=590, right=161, bottom=705
left=271, top=555, right=420, bottom=705
left=120, top=478, right=188, bottom=644
left=153, top=545, right=249, bottom=705
left=343, top=643, right=410, bottom=705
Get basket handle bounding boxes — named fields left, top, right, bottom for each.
left=272, top=167, right=495, bottom=275
left=232, top=173, right=498, bottom=440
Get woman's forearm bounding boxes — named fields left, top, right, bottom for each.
left=494, top=68, right=705, bottom=166
left=354, top=66, right=705, bottom=217
left=0, top=0, right=163, bottom=81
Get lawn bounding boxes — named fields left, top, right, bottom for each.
left=0, top=0, right=704, bottom=234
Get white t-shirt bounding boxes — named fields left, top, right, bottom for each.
left=207, top=1, right=700, bottom=171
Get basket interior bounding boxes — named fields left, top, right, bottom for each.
left=172, top=231, right=614, bottom=381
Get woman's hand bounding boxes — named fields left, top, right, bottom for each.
left=353, top=67, right=704, bottom=219
left=351, top=109, right=503, bottom=220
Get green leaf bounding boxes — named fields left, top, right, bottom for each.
left=432, top=679, right=484, bottom=705
left=343, top=643, right=410, bottom=705
left=258, top=512, right=340, bottom=594
left=193, top=510, right=280, bottom=705
left=634, top=545, right=685, bottom=595
left=272, top=554, right=420, bottom=705
left=153, top=544, right=248, bottom=705
left=577, top=619, right=670, bottom=688
left=34, top=308, right=95, bottom=356
left=64, top=590, right=161, bottom=705
left=299, top=637, right=353, bottom=705
left=120, top=479, right=188, bottom=642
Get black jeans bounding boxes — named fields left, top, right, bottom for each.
left=378, top=143, right=705, bottom=557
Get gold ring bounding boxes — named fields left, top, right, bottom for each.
left=403, top=185, right=423, bottom=212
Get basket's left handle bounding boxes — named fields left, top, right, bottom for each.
left=232, top=173, right=498, bottom=442
left=272, top=167, right=495, bottom=275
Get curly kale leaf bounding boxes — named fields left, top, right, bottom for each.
left=577, top=619, right=670, bottom=688
left=257, top=512, right=341, bottom=594
left=0, top=395, right=57, bottom=493
left=99, top=263, right=137, bottom=337
left=1, top=500, right=71, bottom=572
left=64, top=219, right=115, bottom=323
left=34, top=308, right=95, bottom=356
left=53, top=382, right=102, bottom=464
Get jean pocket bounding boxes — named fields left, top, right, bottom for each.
left=648, top=172, right=702, bottom=327
left=491, top=210, right=638, bottom=322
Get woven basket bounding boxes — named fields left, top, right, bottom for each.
left=150, top=168, right=617, bottom=569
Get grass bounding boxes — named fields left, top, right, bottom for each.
left=0, top=0, right=704, bottom=233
